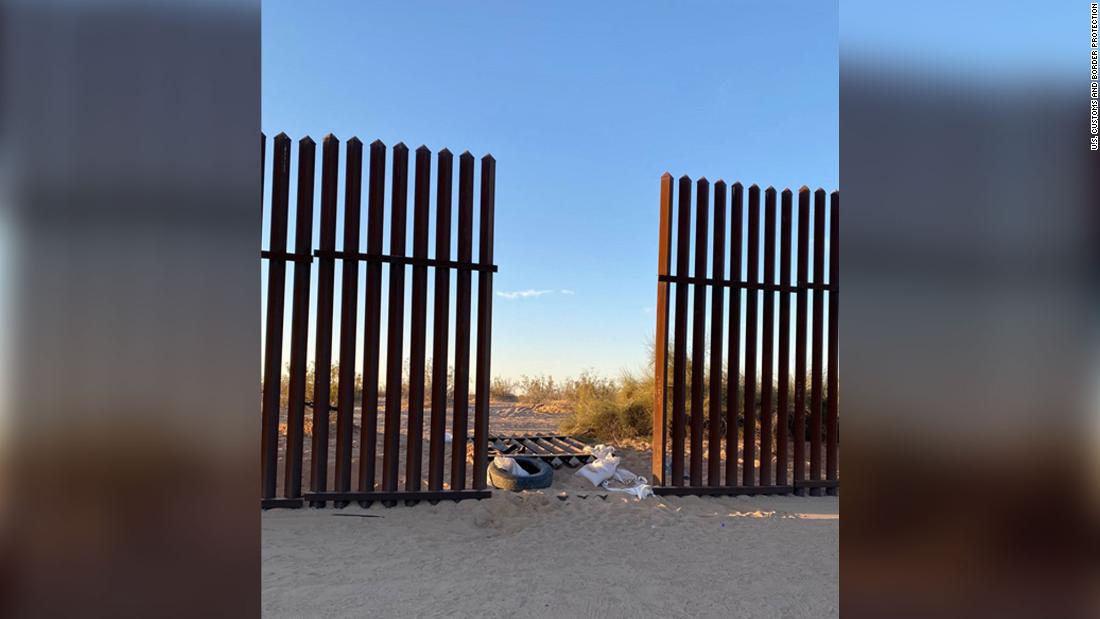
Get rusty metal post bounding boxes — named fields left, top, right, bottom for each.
left=652, top=174, right=673, bottom=485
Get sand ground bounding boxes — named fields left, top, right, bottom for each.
left=264, top=422, right=838, bottom=618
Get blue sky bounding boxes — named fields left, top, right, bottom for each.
left=262, top=1, right=838, bottom=380
left=841, top=0, right=1079, bottom=81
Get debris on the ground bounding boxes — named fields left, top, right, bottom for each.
left=575, top=444, right=654, bottom=499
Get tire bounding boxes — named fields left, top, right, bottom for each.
left=487, top=456, right=554, bottom=491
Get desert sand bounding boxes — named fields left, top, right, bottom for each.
left=263, top=439, right=838, bottom=618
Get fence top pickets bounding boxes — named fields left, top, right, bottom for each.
left=651, top=178, right=835, bottom=290
left=263, top=140, right=499, bottom=273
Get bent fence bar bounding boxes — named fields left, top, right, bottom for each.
left=260, top=133, right=497, bottom=508
left=652, top=173, right=839, bottom=497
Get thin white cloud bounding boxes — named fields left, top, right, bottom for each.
left=496, top=289, right=553, bottom=300
left=559, top=289, right=575, bottom=295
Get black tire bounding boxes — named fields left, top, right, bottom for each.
left=487, top=456, right=554, bottom=491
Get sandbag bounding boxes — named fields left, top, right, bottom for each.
left=575, top=450, right=619, bottom=486
left=574, top=444, right=653, bottom=498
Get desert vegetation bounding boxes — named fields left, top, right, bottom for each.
left=267, top=352, right=831, bottom=444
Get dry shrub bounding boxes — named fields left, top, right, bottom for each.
left=489, top=376, right=518, bottom=402
left=559, top=370, right=652, bottom=442
left=515, top=374, right=562, bottom=403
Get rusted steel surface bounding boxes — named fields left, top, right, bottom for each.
left=795, top=479, right=838, bottom=489
left=311, top=135, right=340, bottom=502
left=428, top=150, right=453, bottom=492
left=776, top=189, right=793, bottom=487
left=261, top=133, right=290, bottom=499
left=472, top=155, right=496, bottom=491
left=742, top=184, right=760, bottom=487
left=689, top=178, right=709, bottom=487
left=559, top=436, right=589, bottom=452
left=826, top=191, right=840, bottom=495
left=334, top=138, right=363, bottom=505
left=359, top=140, right=386, bottom=494
left=652, top=174, right=838, bottom=498
left=260, top=133, right=266, bottom=198
left=707, top=181, right=726, bottom=487
left=726, top=183, right=743, bottom=486
left=284, top=136, right=315, bottom=499
left=654, top=485, right=794, bottom=497
left=670, top=175, right=692, bottom=487
left=810, top=189, right=826, bottom=496
left=304, top=490, right=491, bottom=504
left=450, top=152, right=475, bottom=491
left=260, top=135, right=497, bottom=509
left=405, top=146, right=431, bottom=492
left=486, top=435, right=593, bottom=468
left=794, top=187, right=810, bottom=495
left=382, top=143, right=409, bottom=496
left=651, top=174, right=673, bottom=485
left=516, top=437, right=561, bottom=468
left=759, top=187, right=776, bottom=486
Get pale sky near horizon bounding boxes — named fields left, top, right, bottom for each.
left=261, top=1, right=839, bottom=382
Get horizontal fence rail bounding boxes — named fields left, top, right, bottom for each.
left=260, top=133, right=497, bottom=508
left=652, top=173, right=839, bottom=497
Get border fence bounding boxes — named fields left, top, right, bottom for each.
left=260, top=133, right=497, bottom=508
left=651, top=174, right=839, bottom=497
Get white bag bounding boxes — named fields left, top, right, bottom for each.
left=575, top=444, right=654, bottom=498
left=492, top=455, right=531, bottom=477
left=575, top=444, right=620, bottom=487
